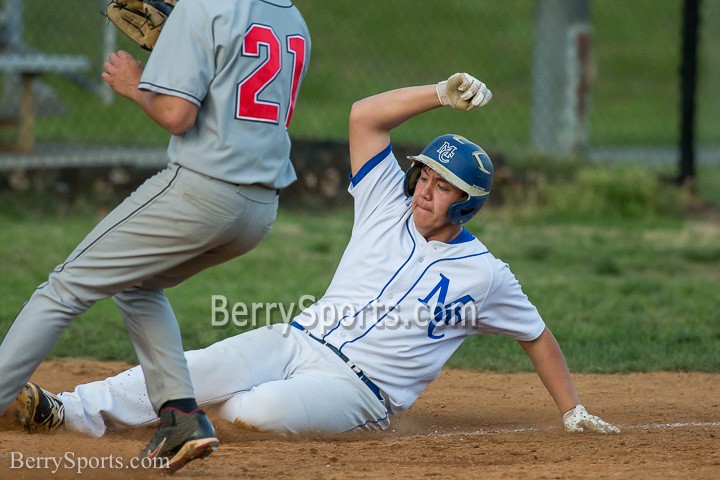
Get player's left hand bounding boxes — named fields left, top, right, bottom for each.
left=563, top=405, right=620, bottom=434
left=436, top=72, right=492, bottom=111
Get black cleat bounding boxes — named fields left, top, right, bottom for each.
left=15, top=382, right=65, bottom=433
left=140, top=408, right=219, bottom=473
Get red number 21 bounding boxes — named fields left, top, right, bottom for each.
left=236, top=24, right=307, bottom=128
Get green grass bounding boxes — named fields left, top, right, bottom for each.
left=448, top=217, right=720, bottom=372
left=0, top=205, right=354, bottom=354
left=1, top=167, right=718, bottom=372
left=3, top=0, right=720, bottom=373
left=697, top=162, right=720, bottom=206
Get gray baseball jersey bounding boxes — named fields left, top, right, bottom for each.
left=140, top=0, right=311, bottom=188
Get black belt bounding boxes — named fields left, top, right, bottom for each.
left=291, top=321, right=383, bottom=402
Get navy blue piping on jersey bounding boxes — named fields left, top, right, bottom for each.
left=138, top=82, right=202, bottom=106
left=260, top=0, right=296, bottom=8
left=449, top=227, right=475, bottom=244
left=338, top=250, right=490, bottom=351
left=322, top=216, right=417, bottom=341
left=348, top=143, right=393, bottom=187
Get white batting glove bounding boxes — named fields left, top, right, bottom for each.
left=436, top=72, right=492, bottom=110
left=563, top=405, right=620, bottom=434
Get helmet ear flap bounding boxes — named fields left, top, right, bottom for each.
left=403, top=163, right=422, bottom=197
left=448, top=196, right=486, bottom=225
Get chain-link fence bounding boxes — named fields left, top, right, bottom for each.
left=0, top=0, right=718, bottom=168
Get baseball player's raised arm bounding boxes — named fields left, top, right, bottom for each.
left=348, top=85, right=439, bottom=176
left=348, top=73, right=492, bottom=176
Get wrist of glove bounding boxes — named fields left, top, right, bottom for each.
left=436, top=72, right=492, bottom=110
left=562, top=405, right=620, bottom=434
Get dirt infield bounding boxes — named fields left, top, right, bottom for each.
left=1, top=359, right=718, bottom=479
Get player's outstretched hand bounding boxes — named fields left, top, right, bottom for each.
left=563, top=405, right=620, bottom=434
left=436, top=72, right=492, bottom=111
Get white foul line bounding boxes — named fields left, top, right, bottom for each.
left=624, top=421, right=720, bottom=430
left=402, top=421, right=720, bottom=439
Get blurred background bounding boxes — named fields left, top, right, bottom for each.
left=0, top=0, right=717, bottom=180
left=0, top=0, right=718, bottom=368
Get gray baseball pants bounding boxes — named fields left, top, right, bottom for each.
left=0, top=163, right=278, bottom=414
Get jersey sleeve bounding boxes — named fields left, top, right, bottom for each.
left=473, top=259, right=546, bottom=341
left=138, top=0, right=216, bottom=107
left=347, top=144, right=409, bottom=227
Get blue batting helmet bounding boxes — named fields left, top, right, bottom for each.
left=403, top=134, right=494, bottom=225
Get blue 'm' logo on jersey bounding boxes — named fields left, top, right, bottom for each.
left=418, top=273, right=474, bottom=339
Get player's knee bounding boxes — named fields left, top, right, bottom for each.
left=226, top=389, right=301, bottom=435
left=239, top=393, right=294, bottom=432
left=36, top=275, right=94, bottom=315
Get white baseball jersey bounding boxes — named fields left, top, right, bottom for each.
left=293, top=145, right=546, bottom=414
left=52, top=145, right=547, bottom=436
left=140, top=0, right=311, bottom=188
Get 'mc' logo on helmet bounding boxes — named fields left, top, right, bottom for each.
left=436, top=141, right=457, bottom=163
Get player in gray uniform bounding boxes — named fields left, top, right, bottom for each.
left=16, top=72, right=618, bottom=442
left=1, top=0, right=310, bottom=471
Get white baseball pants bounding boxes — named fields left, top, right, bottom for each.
left=59, top=324, right=390, bottom=436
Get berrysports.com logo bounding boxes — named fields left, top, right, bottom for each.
left=209, top=294, right=482, bottom=338
left=8, top=451, right=169, bottom=474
